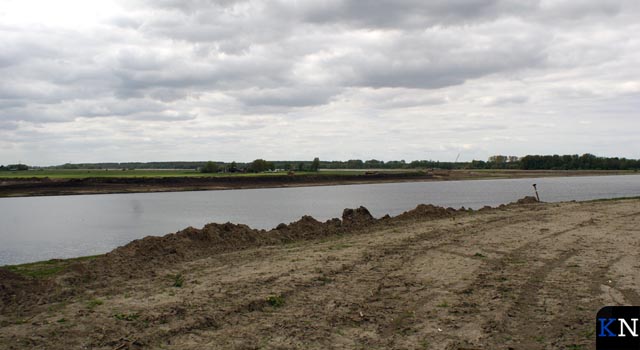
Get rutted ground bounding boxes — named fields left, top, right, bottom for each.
left=0, top=198, right=639, bottom=349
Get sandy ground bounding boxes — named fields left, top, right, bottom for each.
left=1, top=198, right=639, bottom=349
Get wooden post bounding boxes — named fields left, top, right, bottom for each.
left=532, top=183, right=540, bottom=202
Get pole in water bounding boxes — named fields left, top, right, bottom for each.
left=532, top=183, right=540, bottom=202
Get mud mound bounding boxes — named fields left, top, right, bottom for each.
left=341, top=206, right=375, bottom=226
left=273, top=216, right=343, bottom=242
left=395, top=204, right=458, bottom=221
left=514, top=196, right=540, bottom=204
left=88, top=223, right=265, bottom=279
left=81, top=208, right=376, bottom=280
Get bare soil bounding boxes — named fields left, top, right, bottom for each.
left=1, top=197, right=639, bottom=349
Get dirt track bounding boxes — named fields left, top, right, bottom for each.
left=1, top=198, right=639, bottom=349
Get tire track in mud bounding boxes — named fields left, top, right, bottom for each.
left=461, top=205, right=639, bottom=350
left=147, top=211, right=541, bottom=349
left=297, top=213, right=546, bottom=347
left=449, top=216, right=601, bottom=350
left=206, top=212, right=547, bottom=349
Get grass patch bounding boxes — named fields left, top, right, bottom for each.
left=436, top=301, right=449, bottom=308
left=586, top=196, right=640, bottom=203
left=3, top=255, right=101, bottom=279
left=86, top=299, right=104, bottom=310
left=328, top=243, right=352, bottom=251
left=266, top=295, right=285, bottom=308
left=169, top=273, right=185, bottom=288
left=583, top=328, right=595, bottom=339
left=473, top=252, right=486, bottom=258
left=0, top=169, right=202, bottom=179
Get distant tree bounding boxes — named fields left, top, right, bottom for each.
left=229, top=161, right=238, bottom=172
left=364, top=159, right=383, bottom=169
left=3, top=164, right=29, bottom=171
left=297, top=162, right=305, bottom=171
left=347, top=159, right=363, bottom=169
left=488, top=155, right=507, bottom=164
left=200, top=161, right=219, bottom=173
left=310, top=157, right=320, bottom=172
left=470, top=160, right=488, bottom=169
left=249, top=159, right=273, bottom=173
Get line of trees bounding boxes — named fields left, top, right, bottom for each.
left=14, top=154, right=640, bottom=172
left=465, top=154, right=640, bottom=170
left=0, top=164, right=29, bottom=171
left=198, top=159, right=316, bottom=173
left=518, top=154, right=640, bottom=170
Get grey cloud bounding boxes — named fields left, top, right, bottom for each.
left=110, top=47, right=292, bottom=99
left=1, top=0, right=639, bottom=164
left=128, top=0, right=250, bottom=14
left=72, top=98, right=167, bottom=118
left=537, top=1, right=633, bottom=20
left=77, top=99, right=198, bottom=122
left=485, top=95, right=529, bottom=106
left=108, top=15, right=143, bottom=29
left=329, top=31, right=546, bottom=89
left=284, top=0, right=640, bottom=28
left=0, top=120, right=18, bottom=130
left=123, top=111, right=197, bottom=122
left=0, top=105, right=74, bottom=123
left=382, top=96, right=446, bottom=109
left=287, top=0, right=537, bottom=28
left=0, top=29, right=58, bottom=67
left=235, top=87, right=339, bottom=107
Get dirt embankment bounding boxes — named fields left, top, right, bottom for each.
left=1, top=197, right=488, bottom=308
left=1, top=196, right=639, bottom=350
left=0, top=172, right=434, bottom=197
left=0, top=169, right=633, bottom=198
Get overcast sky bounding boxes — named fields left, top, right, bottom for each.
left=1, top=0, right=638, bottom=165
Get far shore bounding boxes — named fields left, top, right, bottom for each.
left=0, top=169, right=636, bottom=198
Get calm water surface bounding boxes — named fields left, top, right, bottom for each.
left=1, top=174, right=639, bottom=265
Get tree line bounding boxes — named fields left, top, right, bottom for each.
left=0, top=164, right=29, bottom=171
left=6, top=154, right=639, bottom=172
left=200, top=158, right=321, bottom=173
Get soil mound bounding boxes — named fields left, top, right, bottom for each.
left=82, top=207, right=378, bottom=280
left=395, top=204, right=458, bottom=221
left=341, top=206, right=375, bottom=226
left=89, top=223, right=265, bottom=279
left=514, top=196, right=540, bottom=204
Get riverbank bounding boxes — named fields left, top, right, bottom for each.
left=1, top=197, right=639, bottom=349
left=0, top=169, right=634, bottom=198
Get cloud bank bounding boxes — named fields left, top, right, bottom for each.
left=1, top=0, right=639, bottom=164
